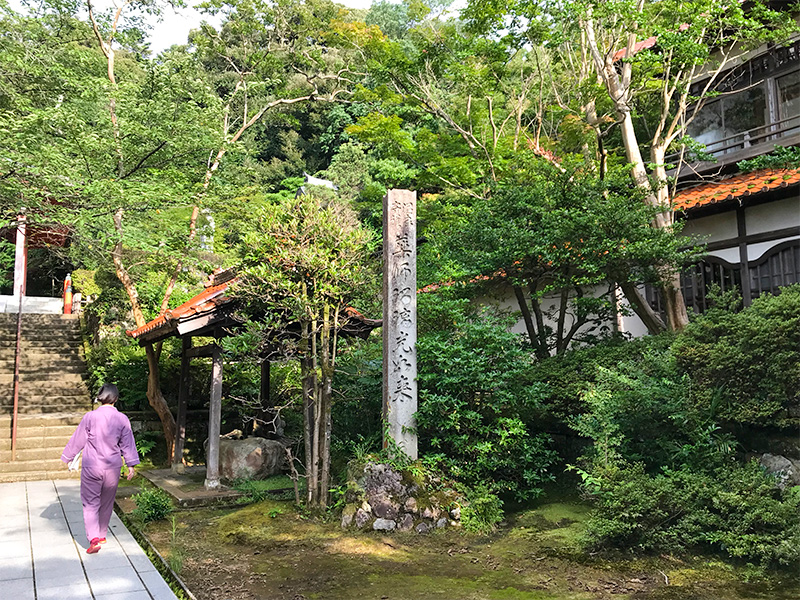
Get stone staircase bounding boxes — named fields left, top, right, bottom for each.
left=0, top=313, right=92, bottom=482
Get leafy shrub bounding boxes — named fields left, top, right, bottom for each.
left=460, top=484, right=504, bottom=535
left=417, top=307, right=557, bottom=502
left=526, top=333, right=675, bottom=424
left=569, top=293, right=800, bottom=569
left=673, top=285, right=800, bottom=427
left=570, top=349, right=735, bottom=472
left=132, top=487, right=174, bottom=523
left=583, top=461, right=800, bottom=569
left=135, top=431, right=160, bottom=458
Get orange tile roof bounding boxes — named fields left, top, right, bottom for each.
left=126, top=280, right=234, bottom=339
left=673, top=168, right=800, bottom=211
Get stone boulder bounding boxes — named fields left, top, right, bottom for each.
left=759, top=453, right=800, bottom=490
left=215, top=437, right=286, bottom=481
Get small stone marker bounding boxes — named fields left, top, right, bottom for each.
left=382, top=189, right=418, bottom=460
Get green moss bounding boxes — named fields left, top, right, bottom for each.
left=145, top=499, right=800, bottom=600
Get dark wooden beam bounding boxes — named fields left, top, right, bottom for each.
left=172, top=336, right=192, bottom=472
left=205, top=344, right=224, bottom=490
left=737, top=207, right=752, bottom=306
left=701, top=225, right=800, bottom=253
left=185, top=343, right=217, bottom=359
left=260, top=360, right=270, bottom=407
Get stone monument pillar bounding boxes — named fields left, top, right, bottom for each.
left=383, top=189, right=418, bottom=460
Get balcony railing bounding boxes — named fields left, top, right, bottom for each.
left=668, top=114, right=800, bottom=173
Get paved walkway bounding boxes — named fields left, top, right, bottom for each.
left=0, top=480, right=179, bottom=600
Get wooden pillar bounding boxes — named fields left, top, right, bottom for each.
left=13, top=214, right=27, bottom=299
left=737, top=207, right=752, bottom=306
left=260, top=360, right=270, bottom=406
left=172, top=336, right=192, bottom=474
left=205, top=344, right=223, bottom=490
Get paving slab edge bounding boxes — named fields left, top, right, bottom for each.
left=114, top=502, right=198, bottom=600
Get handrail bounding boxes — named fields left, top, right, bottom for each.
left=11, top=292, right=22, bottom=461
left=667, top=115, right=800, bottom=164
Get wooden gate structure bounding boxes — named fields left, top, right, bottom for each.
left=127, top=268, right=379, bottom=490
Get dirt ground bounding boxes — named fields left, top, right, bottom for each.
left=144, top=498, right=799, bottom=600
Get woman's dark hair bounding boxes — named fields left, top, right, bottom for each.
left=96, top=383, right=119, bottom=405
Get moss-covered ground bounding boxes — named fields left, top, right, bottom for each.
left=144, top=497, right=799, bottom=600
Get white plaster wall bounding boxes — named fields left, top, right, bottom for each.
left=473, top=281, right=647, bottom=350
left=744, top=196, right=800, bottom=236
left=706, top=247, right=741, bottom=264
left=681, top=210, right=738, bottom=245
left=748, top=235, right=800, bottom=261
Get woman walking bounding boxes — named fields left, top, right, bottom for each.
left=61, top=383, right=140, bottom=554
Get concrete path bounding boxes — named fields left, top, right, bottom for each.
left=0, top=480, right=179, bottom=600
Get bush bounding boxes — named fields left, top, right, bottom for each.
left=673, top=285, right=800, bottom=427
left=570, top=349, right=735, bottom=472
left=460, top=484, right=504, bottom=535
left=583, top=461, right=800, bottom=569
left=417, top=307, right=557, bottom=502
left=569, top=290, right=800, bottom=569
left=132, top=487, right=174, bottom=523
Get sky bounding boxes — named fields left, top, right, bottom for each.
left=7, top=0, right=376, bottom=54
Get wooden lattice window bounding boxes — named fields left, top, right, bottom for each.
left=646, top=257, right=742, bottom=314
left=749, top=240, right=800, bottom=298
left=681, top=258, right=743, bottom=313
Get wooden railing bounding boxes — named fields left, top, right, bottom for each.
left=668, top=115, right=800, bottom=166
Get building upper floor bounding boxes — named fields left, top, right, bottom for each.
left=673, top=37, right=800, bottom=175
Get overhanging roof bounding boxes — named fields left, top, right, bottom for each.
left=127, top=271, right=381, bottom=346
left=674, top=167, right=800, bottom=212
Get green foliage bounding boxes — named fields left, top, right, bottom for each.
left=435, top=161, right=693, bottom=357
left=132, top=487, right=174, bottom=523
left=0, top=238, right=15, bottom=291
left=673, top=285, right=800, bottom=427
left=417, top=305, right=557, bottom=502
left=737, top=146, right=800, bottom=173
left=233, top=193, right=378, bottom=329
left=582, top=462, right=800, bottom=569
left=135, top=431, right=160, bottom=458
left=571, top=349, right=736, bottom=472
left=526, top=333, right=674, bottom=422
left=459, top=484, right=504, bottom=535
left=569, top=289, right=800, bottom=569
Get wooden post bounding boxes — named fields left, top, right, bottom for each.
left=382, top=189, right=418, bottom=460
left=260, top=359, right=270, bottom=406
left=172, top=336, right=192, bottom=473
left=13, top=214, right=27, bottom=299
left=204, top=344, right=223, bottom=490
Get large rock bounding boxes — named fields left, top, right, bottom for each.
left=216, top=437, right=286, bottom=481
left=760, top=453, right=800, bottom=490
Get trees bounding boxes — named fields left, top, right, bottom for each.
left=1, top=0, right=368, bottom=459
left=463, top=0, right=798, bottom=331
left=233, top=193, right=377, bottom=509
left=444, top=160, right=691, bottom=357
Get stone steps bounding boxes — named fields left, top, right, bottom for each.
left=0, top=435, right=72, bottom=451
left=0, top=313, right=93, bottom=482
left=0, top=457, right=70, bottom=473
left=0, top=469, right=81, bottom=483
left=0, top=413, right=85, bottom=428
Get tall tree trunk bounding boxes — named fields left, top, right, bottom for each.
left=619, top=281, right=667, bottom=334
left=145, top=344, right=176, bottom=459
left=582, top=15, right=690, bottom=331
left=318, top=304, right=333, bottom=510
left=112, top=209, right=176, bottom=457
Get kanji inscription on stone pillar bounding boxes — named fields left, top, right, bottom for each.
left=383, top=189, right=418, bottom=460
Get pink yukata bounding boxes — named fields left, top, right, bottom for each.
left=61, top=405, right=140, bottom=543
